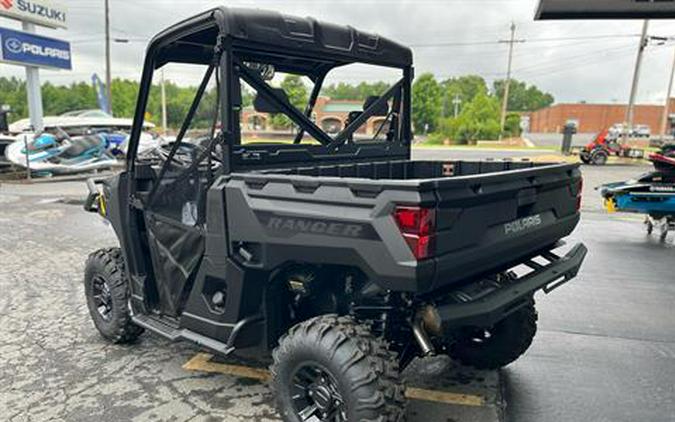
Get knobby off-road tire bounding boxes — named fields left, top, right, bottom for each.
left=84, top=248, right=144, bottom=343
left=448, top=301, right=538, bottom=370
left=271, top=315, right=406, bottom=422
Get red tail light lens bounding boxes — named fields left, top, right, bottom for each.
left=394, top=206, right=435, bottom=260
left=574, top=178, right=583, bottom=212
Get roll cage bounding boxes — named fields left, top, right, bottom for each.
left=126, top=7, right=414, bottom=178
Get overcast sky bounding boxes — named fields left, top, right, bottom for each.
left=1, top=0, right=674, bottom=105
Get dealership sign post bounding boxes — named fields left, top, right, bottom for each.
left=0, top=0, right=68, bottom=135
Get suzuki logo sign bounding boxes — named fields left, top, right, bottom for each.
left=0, top=0, right=67, bottom=29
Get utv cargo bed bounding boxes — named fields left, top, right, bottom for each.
left=226, top=159, right=582, bottom=293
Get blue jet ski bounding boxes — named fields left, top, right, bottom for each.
left=599, top=147, right=675, bottom=241
left=6, top=132, right=118, bottom=175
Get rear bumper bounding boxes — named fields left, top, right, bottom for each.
left=436, top=242, right=587, bottom=332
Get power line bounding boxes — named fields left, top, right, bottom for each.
left=409, top=33, right=642, bottom=48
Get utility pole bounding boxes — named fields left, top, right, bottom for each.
left=623, top=19, right=650, bottom=144
left=452, top=94, right=462, bottom=118
left=660, top=47, right=675, bottom=139
left=161, top=69, right=168, bottom=135
left=104, top=0, right=113, bottom=116
left=499, top=23, right=525, bottom=134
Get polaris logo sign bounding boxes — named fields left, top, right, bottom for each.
left=504, top=214, right=543, bottom=235
left=0, top=26, right=71, bottom=70
left=0, top=0, right=67, bottom=29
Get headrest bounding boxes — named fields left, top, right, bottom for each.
left=363, top=96, right=389, bottom=117
left=254, top=88, right=290, bottom=113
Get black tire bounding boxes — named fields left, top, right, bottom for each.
left=271, top=315, right=405, bottom=422
left=84, top=248, right=144, bottom=343
left=591, top=150, right=608, bottom=165
left=448, top=301, right=538, bottom=370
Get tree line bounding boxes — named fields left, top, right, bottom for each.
left=412, top=73, right=554, bottom=144
left=0, top=74, right=554, bottom=143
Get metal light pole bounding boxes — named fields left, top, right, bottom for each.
left=21, top=22, right=44, bottom=136
left=21, top=21, right=44, bottom=181
left=104, top=0, right=113, bottom=116
left=161, top=69, right=168, bottom=135
left=660, top=47, right=675, bottom=139
left=452, top=94, right=462, bottom=118
left=623, top=19, right=650, bottom=144
left=499, top=23, right=525, bottom=134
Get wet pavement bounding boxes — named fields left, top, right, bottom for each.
left=1, top=154, right=673, bottom=422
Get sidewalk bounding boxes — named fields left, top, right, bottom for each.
left=0, top=179, right=89, bottom=201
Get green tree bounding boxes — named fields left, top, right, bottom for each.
left=322, top=81, right=392, bottom=101
left=504, top=112, right=522, bottom=138
left=493, top=79, right=554, bottom=112
left=438, top=93, right=501, bottom=144
left=270, top=74, right=308, bottom=129
left=0, top=77, right=28, bottom=122
left=440, top=75, right=488, bottom=117
left=412, top=73, right=441, bottom=134
left=111, top=79, right=140, bottom=119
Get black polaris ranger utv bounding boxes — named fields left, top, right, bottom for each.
left=83, top=7, right=586, bottom=421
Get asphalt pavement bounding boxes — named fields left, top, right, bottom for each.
left=1, top=151, right=673, bottom=422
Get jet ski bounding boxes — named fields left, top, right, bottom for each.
left=5, top=132, right=118, bottom=175
left=599, top=146, right=675, bottom=241
left=4, top=130, right=161, bottom=175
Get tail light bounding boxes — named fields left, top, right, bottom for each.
left=570, top=177, right=583, bottom=212
left=394, top=206, right=435, bottom=260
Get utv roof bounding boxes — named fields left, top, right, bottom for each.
left=148, top=7, right=413, bottom=69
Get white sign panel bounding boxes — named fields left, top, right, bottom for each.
left=0, top=0, right=67, bottom=29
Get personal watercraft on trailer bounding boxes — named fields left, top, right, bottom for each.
left=599, top=148, right=675, bottom=241
left=5, top=133, right=118, bottom=175
left=4, top=130, right=161, bottom=175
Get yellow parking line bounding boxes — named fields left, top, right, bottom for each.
left=405, top=387, right=485, bottom=407
left=183, top=352, right=271, bottom=382
left=182, top=353, right=486, bottom=407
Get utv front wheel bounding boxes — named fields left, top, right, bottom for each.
left=271, top=315, right=405, bottom=422
left=448, top=301, right=538, bottom=370
left=84, top=248, right=144, bottom=343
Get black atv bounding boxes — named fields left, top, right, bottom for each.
left=84, top=7, right=586, bottom=421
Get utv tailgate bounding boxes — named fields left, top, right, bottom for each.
left=423, top=161, right=582, bottom=291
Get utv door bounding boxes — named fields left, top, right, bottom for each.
left=140, top=63, right=221, bottom=317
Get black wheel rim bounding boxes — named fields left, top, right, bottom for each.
left=92, top=276, right=113, bottom=322
left=290, top=363, right=347, bottom=421
left=467, top=328, right=493, bottom=344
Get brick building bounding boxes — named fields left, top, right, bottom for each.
left=241, top=96, right=389, bottom=135
left=527, top=98, right=675, bottom=134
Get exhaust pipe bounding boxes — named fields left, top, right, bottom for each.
left=412, top=305, right=441, bottom=356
